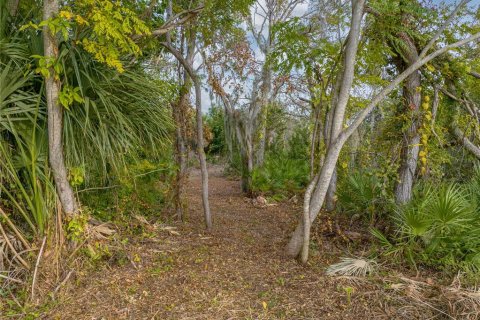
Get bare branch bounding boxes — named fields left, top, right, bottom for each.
left=149, top=5, right=204, bottom=37
left=419, top=0, right=470, bottom=58
left=453, top=126, right=480, bottom=159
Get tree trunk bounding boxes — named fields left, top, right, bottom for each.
left=325, top=170, right=337, bottom=211
left=161, top=32, right=212, bottom=230
left=243, top=123, right=255, bottom=194
left=172, top=89, right=189, bottom=220
left=43, top=0, right=77, bottom=216
left=393, top=33, right=422, bottom=205
left=287, top=141, right=344, bottom=257
left=7, top=0, right=20, bottom=16
left=192, top=77, right=212, bottom=230
left=255, top=65, right=272, bottom=167
left=289, top=0, right=365, bottom=258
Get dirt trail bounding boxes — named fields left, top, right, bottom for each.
left=49, top=166, right=393, bottom=319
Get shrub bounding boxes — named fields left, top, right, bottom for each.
left=374, top=181, right=480, bottom=276
left=252, top=152, right=309, bottom=197
left=336, top=169, right=393, bottom=224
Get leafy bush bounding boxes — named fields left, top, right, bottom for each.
left=80, top=156, right=176, bottom=222
left=374, top=181, right=480, bottom=275
left=252, top=152, right=309, bottom=197
left=336, top=170, right=393, bottom=224
left=205, top=105, right=226, bottom=156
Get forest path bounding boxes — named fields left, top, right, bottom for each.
left=49, top=165, right=391, bottom=319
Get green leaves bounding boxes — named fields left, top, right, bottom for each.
left=74, top=0, right=151, bottom=72
left=59, top=85, right=84, bottom=109
left=389, top=183, right=480, bottom=273
left=32, top=55, right=62, bottom=79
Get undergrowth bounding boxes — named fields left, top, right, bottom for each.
left=372, top=169, right=480, bottom=282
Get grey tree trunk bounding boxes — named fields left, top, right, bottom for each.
left=255, top=64, right=272, bottom=167
left=325, top=170, right=337, bottom=211
left=7, top=0, right=20, bottom=16
left=289, top=0, right=366, bottom=259
left=43, top=0, right=78, bottom=216
left=393, top=33, right=422, bottom=205
left=161, top=34, right=212, bottom=230
left=193, top=77, right=212, bottom=230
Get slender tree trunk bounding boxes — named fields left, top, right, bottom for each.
left=244, top=122, right=255, bottom=194
left=192, top=77, right=212, bottom=230
left=310, top=108, right=320, bottom=178
left=324, top=33, right=347, bottom=212
left=161, top=30, right=212, bottom=230
left=255, top=65, right=272, bottom=167
left=287, top=141, right=344, bottom=257
left=289, top=0, right=365, bottom=258
left=43, top=0, right=77, bottom=216
left=172, top=89, right=189, bottom=220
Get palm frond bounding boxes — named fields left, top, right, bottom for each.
left=326, top=257, right=377, bottom=277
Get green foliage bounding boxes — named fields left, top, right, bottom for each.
left=252, top=153, right=309, bottom=197
left=66, top=213, right=88, bottom=241
left=80, top=156, right=176, bottom=223
left=58, top=84, right=83, bottom=109
left=375, top=179, right=480, bottom=276
left=336, top=170, right=393, bottom=224
left=205, top=105, right=226, bottom=155
left=252, top=124, right=310, bottom=197
left=271, top=17, right=340, bottom=76
left=73, top=0, right=151, bottom=72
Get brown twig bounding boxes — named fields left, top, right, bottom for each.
left=31, top=236, right=46, bottom=300
left=0, top=272, right=25, bottom=284
left=53, top=269, right=74, bottom=297
left=0, top=223, right=30, bottom=269
left=0, top=207, right=30, bottom=250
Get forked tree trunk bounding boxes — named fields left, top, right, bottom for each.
left=162, top=33, right=212, bottom=230
left=297, top=0, right=366, bottom=261
left=43, top=0, right=77, bottom=216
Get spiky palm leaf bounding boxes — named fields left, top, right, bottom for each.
left=326, top=257, right=377, bottom=277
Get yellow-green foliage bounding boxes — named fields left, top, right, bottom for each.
left=26, top=1, right=151, bottom=73
left=72, top=0, right=151, bottom=72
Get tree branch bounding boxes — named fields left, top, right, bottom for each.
left=452, top=126, right=480, bottom=159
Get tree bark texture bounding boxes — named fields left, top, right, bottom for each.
left=43, top=0, right=78, bottom=216
left=394, top=31, right=422, bottom=205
